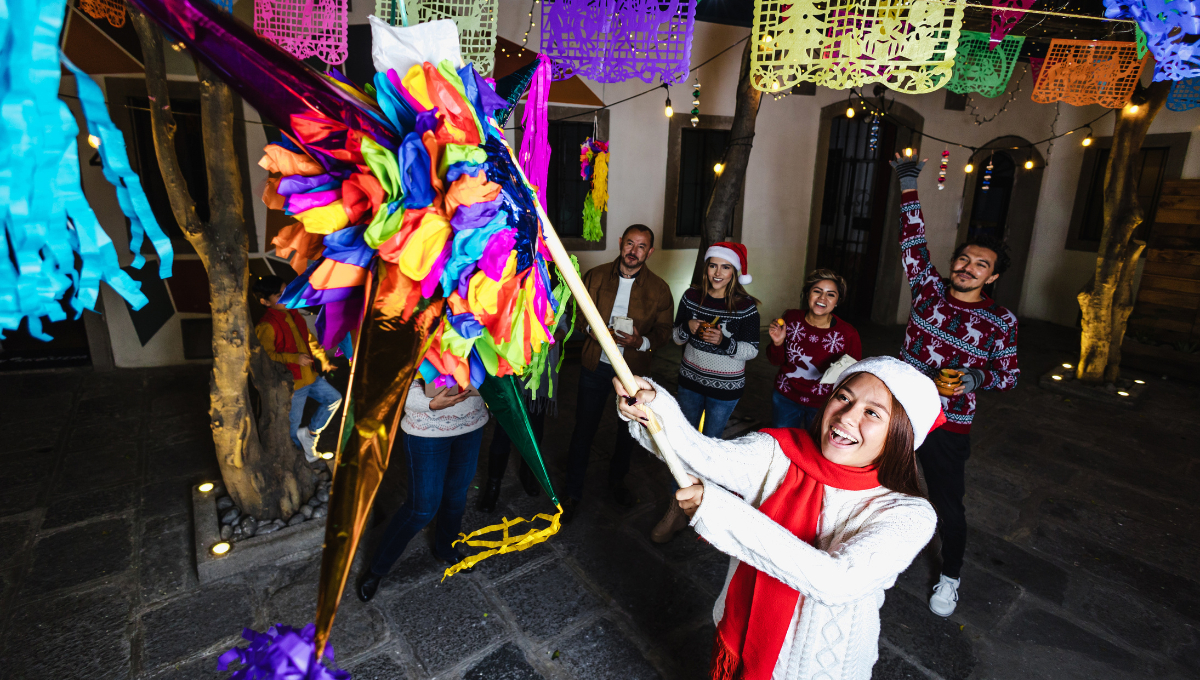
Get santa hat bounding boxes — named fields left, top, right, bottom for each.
left=834, top=356, right=947, bottom=449
left=704, top=242, right=752, bottom=285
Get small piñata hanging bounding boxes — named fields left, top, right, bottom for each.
left=1167, top=77, right=1200, bottom=110
left=1030, top=39, right=1145, bottom=108
left=989, top=0, right=1036, bottom=49
left=80, top=0, right=126, bottom=27
left=255, top=0, right=348, bottom=65
left=1104, top=0, right=1200, bottom=81
left=938, top=149, right=949, bottom=190
left=580, top=138, right=608, bottom=242
left=376, top=0, right=498, bottom=76
left=540, top=0, right=697, bottom=84
left=750, top=0, right=964, bottom=93
left=946, top=30, right=1024, bottom=98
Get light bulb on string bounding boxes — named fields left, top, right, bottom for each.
left=663, top=84, right=673, bottom=117
left=1081, top=125, right=1094, bottom=147
left=965, top=163, right=975, bottom=173
left=904, top=147, right=913, bottom=158
left=1025, top=159, right=1034, bottom=169
left=714, top=162, right=724, bottom=175
left=846, top=106, right=855, bottom=118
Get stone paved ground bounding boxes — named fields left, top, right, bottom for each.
left=1, top=320, right=1198, bottom=680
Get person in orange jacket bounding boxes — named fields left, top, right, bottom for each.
left=253, top=276, right=342, bottom=462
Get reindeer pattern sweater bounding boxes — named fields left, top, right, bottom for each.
left=899, top=188, right=1020, bottom=432
left=620, top=381, right=936, bottom=680
left=768, top=311, right=862, bottom=407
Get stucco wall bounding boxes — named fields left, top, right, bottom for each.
left=80, top=3, right=1200, bottom=366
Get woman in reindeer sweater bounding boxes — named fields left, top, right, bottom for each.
left=615, top=356, right=942, bottom=680
left=768, top=269, right=862, bottom=429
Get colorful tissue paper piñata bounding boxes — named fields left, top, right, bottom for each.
left=267, top=55, right=564, bottom=395
left=579, top=138, right=608, bottom=242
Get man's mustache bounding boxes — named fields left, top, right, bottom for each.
left=952, top=268, right=975, bottom=280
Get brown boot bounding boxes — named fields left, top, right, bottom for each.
left=650, top=499, right=688, bottom=544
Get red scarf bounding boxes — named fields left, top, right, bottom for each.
left=711, top=428, right=881, bottom=680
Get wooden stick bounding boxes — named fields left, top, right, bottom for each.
left=529, top=202, right=693, bottom=489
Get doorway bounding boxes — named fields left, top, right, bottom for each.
left=958, top=139, right=1045, bottom=310
left=813, top=114, right=897, bottom=321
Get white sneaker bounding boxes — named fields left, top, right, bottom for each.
left=929, top=574, right=960, bottom=617
left=296, top=427, right=319, bottom=463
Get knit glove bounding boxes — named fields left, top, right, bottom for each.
left=890, top=158, right=926, bottom=192
left=959, top=368, right=986, bottom=393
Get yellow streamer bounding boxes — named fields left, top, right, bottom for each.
left=591, top=152, right=609, bottom=213
left=441, top=505, right=564, bottom=579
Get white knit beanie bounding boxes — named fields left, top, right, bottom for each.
left=835, top=356, right=946, bottom=449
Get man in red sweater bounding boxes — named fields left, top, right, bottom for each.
left=890, top=155, right=1019, bottom=618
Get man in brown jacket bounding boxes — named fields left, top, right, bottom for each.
left=563, top=225, right=674, bottom=522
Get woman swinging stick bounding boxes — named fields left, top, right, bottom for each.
left=614, top=357, right=942, bottom=680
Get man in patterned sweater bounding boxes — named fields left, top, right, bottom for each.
left=890, top=156, right=1019, bottom=618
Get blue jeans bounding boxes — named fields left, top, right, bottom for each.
left=565, top=362, right=636, bottom=501
left=289, top=376, right=342, bottom=446
left=772, top=391, right=818, bottom=429
left=676, top=386, right=739, bottom=438
left=370, top=428, right=485, bottom=576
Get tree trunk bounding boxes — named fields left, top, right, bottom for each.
left=691, top=39, right=762, bottom=284
left=129, top=4, right=314, bottom=519
left=1076, top=81, right=1169, bottom=384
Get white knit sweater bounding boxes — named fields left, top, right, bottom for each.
left=622, top=380, right=936, bottom=680
left=400, top=381, right=489, bottom=438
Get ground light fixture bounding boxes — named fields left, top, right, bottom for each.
left=198, top=482, right=215, bottom=493
left=321, top=452, right=335, bottom=460
left=1062, top=363, right=1072, bottom=368
left=1117, top=391, right=1130, bottom=397
left=1051, top=375, right=1063, bottom=380
left=1134, top=379, right=1145, bottom=384
left=211, top=542, right=232, bottom=556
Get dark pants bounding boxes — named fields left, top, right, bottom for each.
left=565, top=362, right=635, bottom=501
left=369, top=428, right=484, bottom=576
left=917, top=428, right=971, bottom=579
left=486, top=409, right=546, bottom=480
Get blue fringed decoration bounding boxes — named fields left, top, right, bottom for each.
left=217, top=623, right=350, bottom=680
left=0, top=0, right=173, bottom=340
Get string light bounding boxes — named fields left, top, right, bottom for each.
left=714, top=162, right=724, bottom=174
left=522, top=0, right=538, bottom=46
left=1025, top=159, right=1034, bottom=169
left=965, top=64, right=1026, bottom=126
left=1126, top=103, right=1139, bottom=113
left=965, top=163, right=975, bottom=173
left=904, top=147, right=914, bottom=157
left=846, top=106, right=855, bottom=118
left=938, top=149, right=949, bottom=190
left=1082, top=126, right=1094, bottom=146
left=663, top=84, right=673, bottom=117
left=690, top=78, right=700, bottom=127
left=87, top=134, right=101, bottom=149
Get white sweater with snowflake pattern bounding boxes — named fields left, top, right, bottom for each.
left=622, top=380, right=936, bottom=680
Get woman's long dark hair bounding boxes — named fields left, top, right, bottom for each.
left=806, top=375, right=924, bottom=497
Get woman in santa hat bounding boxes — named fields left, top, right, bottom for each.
left=650, top=242, right=761, bottom=544
left=615, top=356, right=941, bottom=680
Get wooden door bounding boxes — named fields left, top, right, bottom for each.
left=1128, top=179, right=1200, bottom=345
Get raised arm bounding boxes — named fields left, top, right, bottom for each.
left=619, top=378, right=790, bottom=504
left=891, top=157, right=941, bottom=292
left=694, top=484, right=937, bottom=606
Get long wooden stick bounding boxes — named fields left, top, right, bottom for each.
left=525, top=195, right=693, bottom=489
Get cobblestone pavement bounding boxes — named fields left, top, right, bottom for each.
left=1, top=320, right=1197, bottom=679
